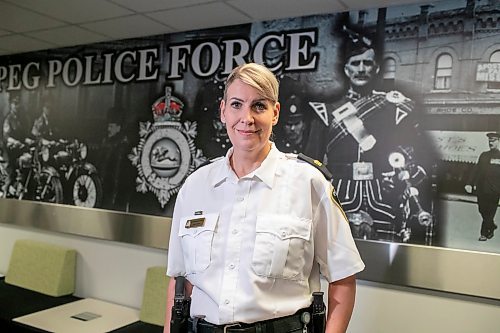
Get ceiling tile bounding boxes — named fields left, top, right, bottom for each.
left=0, top=34, right=56, bottom=54
left=0, top=2, right=64, bottom=32
left=110, top=0, right=214, bottom=13
left=26, top=26, right=108, bottom=47
left=5, top=0, right=133, bottom=24
left=146, top=2, right=251, bottom=32
left=81, top=15, right=173, bottom=39
left=227, top=0, right=346, bottom=21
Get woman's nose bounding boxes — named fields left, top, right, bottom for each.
left=240, top=107, right=254, bottom=123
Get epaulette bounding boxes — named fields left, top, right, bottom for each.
left=297, top=153, right=332, bottom=180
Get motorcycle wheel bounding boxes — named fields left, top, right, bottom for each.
left=38, top=173, right=64, bottom=203
left=72, top=172, right=103, bottom=208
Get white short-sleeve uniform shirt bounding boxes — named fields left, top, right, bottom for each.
left=167, top=144, right=364, bottom=325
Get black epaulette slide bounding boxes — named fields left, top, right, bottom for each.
left=297, top=153, right=332, bottom=180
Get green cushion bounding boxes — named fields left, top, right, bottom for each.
left=139, top=266, right=169, bottom=326
left=5, top=239, right=76, bottom=297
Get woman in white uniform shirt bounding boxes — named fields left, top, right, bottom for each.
left=164, top=63, right=364, bottom=333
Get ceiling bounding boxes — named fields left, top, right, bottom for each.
left=0, top=0, right=424, bottom=56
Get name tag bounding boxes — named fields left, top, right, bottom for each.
left=185, top=217, right=205, bottom=228
left=491, top=158, right=500, bottom=165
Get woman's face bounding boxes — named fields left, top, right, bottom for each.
left=220, top=79, right=279, bottom=155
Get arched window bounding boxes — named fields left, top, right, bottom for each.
left=487, top=50, right=500, bottom=89
left=434, top=53, right=452, bottom=90
left=383, top=58, right=396, bottom=80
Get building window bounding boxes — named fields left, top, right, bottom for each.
left=434, top=53, right=452, bottom=90
left=383, top=58, right=396, bottom=80
left=487, top=50, right=500, bottom=89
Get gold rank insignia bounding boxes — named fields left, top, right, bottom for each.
left=297, top=153, right=333, bottom=180
left=185, top=217, right=205, bottom=228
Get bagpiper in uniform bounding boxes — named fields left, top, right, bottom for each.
left=305, top=27, right=433, bottom=243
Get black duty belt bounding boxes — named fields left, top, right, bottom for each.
left=187, top=307, right=310, bottom=333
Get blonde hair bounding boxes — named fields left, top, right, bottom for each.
left=223, top=63, right=279, bottom=103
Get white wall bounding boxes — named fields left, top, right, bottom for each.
left=0, top=224, right=166, bottom=309
left=349, top=281, right=500, bottom=333
left=1, top=223, right=499, bottom=332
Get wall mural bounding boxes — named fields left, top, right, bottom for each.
left=1, top=0, right=499, bottom=256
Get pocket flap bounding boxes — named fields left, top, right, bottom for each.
left=256, top=214, right=311, bottom=240
left=179, top=213, right=219, bottom=237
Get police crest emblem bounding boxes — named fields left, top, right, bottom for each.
left=129, top=87, right=207, bottom=207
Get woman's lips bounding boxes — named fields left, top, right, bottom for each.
left=237, top=129, right=261, bottom=135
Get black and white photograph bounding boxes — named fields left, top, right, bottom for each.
left=1, top=0, right=499, bottom=255
left=1, top=1, right=500, bottom=332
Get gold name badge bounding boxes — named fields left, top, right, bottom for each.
left=185, top=217, right=205, bottom=228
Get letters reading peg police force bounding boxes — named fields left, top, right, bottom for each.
left=0, top=30, right=318, bottom=91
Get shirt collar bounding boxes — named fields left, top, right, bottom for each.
left=252, top=143, right=280, bottom=188
left=210, top=143, right=281, bottom=188
left=210, top=149, right=233, bottom=187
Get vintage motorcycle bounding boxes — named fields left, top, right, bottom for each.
left=47, top=138, right=103, bottom=208
left=6, top=138, right=64, bottom=203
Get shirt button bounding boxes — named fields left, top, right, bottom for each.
left=232, top=229, right=238, bottom=235
left=281, top=231, right=287, bottom=237
left=237, top=196, right=244, bottom=202
left=224, top=299, right=230, bottom=305
left=229, top=263, right=235, bottom=269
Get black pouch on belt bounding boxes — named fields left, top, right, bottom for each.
left=311, top=291, right=326, bottom=333
left=170, top=276, right=191, bottom=333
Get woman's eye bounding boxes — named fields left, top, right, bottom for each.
left=254, top=102, right=266, bottom=111
left=231, top=101, right=241, bottom=109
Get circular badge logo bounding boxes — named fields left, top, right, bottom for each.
left=130, top=121, right=206, bottom=207
left=141, top=125, right=192, bottom=188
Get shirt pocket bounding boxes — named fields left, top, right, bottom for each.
left=251, top=214, right=312, bottom=281
left=178, top=213, right=219, bottom=274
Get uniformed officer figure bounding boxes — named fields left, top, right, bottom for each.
left=164, top=63, right=364, bottom=333
left=465, top=132, right=500, bottom=241
left=100, top=106, right=134, bottom=211
left=2, top=93, right=29, bottom=194
left=305, top=27, right=433, bottom=244
left=275, top=92, right=308, bottom=154
left=31, top=96, right=55, bottom=139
